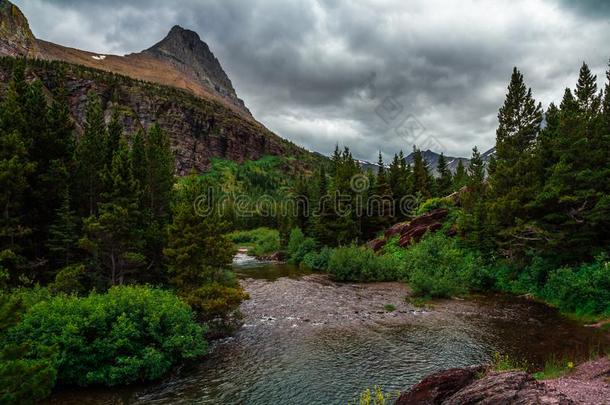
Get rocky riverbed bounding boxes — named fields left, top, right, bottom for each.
left=46, top=258, right=609, bottom=404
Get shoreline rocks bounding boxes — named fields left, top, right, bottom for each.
left=396, top=366, right=575, bottom=404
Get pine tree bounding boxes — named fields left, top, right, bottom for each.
left=0, top=62, right=35, bottom=281
left=130, top=129, right=147, bottom=189
left=436, top=152, right=453, bottom=197
left=467, top=146, right=485, bottom=193
left=411, top=147, right=433, bottom=198
left=106, top=107, right=122, bottom=168
left=370, top=151, right=393, bottom=233
left=47, top=189, right=79, bottom=268
left=0, top=130, right=35, bottom=280
left=533, top=63, right=610, bottom=261
left=144, top=124, right=174, bottom=220
left=164, top=175, right=234, bottom=287
left=0, top=59, right=27, bottom=137
left=80, top=140, right=143, bottom=285
left=75, top=92, right=108, bottom=216
left=460, top=147, right=491, bottom=253
left=453, top=160, right=468, bottom=191
left=487, top=67, right=543, bottom=258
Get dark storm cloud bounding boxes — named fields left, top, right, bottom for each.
left=13, top=0, right=610, bottom=161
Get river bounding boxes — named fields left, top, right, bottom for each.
left=47, top=253, right=608, bottom=404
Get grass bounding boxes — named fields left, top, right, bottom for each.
left=406, top=296, right=433, bottom=309
left=532, top=356, right=574, bottom=380
left=383, top=304, right=396, bottom=312
left=350, top=386, right=399, bottom=405
left=491, top=352, right=528, bottom=372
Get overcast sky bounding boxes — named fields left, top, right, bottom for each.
left=13, top=0, right=610, bottom=161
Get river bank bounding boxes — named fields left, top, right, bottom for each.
left=396, top=356, right=610, bottom=404
left=45, top=257, right=609, bottom=404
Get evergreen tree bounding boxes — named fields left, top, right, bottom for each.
left=0, top=59, right=27, bottom=137
left=46, top=189, right=79, bottom=268
left=467, top=146, right=485, bottom=193
left=80, top=140, right=143, bottom=285
left=411, top=147, right=433, bottom=198
left=453, top=160, right=468, bottom=191
left=0, top=130, right=35, bottom=280
left=144, top=124, right=174, bottom=220
left=75, top=92, right=108, bottom=216
left=533, top=63, right=610, bottom=260
left=436, top=152, right=453, bottom=197
left=164, top=175, right=246, bottom=323
left=0, top=63, right=35, bottom=281
left=105, top=108, right=122, bottom=168
left=487, top=67, right=543, bottom=258
left=130, top=129, right=147, bottom=189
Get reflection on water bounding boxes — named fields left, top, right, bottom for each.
left=46, top=254, right=608, bottom=405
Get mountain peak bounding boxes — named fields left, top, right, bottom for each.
left=0, top=0, right=37, bottom=56
left=143, top=25, right=249, bottom=115
left=165, top=25, right=202, bottom=44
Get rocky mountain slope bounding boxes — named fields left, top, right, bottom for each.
left=0, top=0, right=249, bottom=118
left=0, top=0, right=321, bottom=174
left=140, top=25, right=248, bottom=114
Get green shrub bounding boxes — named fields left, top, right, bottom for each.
left=48, top=264, right=86, bottom=295
left=415, top=197, right=455, bottom=216
left=287, top=228, right=317, bottom=264
left=541, top=256, right=610, bottom=317
left=401, top=233, right=490, bottom=297
left=0, top=290, right=57, bottom=403
left=301, top=247, right=332, bottom=271
left=327, top=246, right=401, bottom=282
left=6, top=286, right=207, bottom=387
left=227, top=227, right=280, bottom=257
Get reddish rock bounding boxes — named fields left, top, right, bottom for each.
left=366, top=238, right=386, bottom=252
left=384, top=222, right=409, bottom=239
left=397, top=367, right=574, bottom=405
left=367, top=208, right=450, bottom=250
left=407, top=208, right=449, bottom=230
left=396, top=365, right=485, bottom=405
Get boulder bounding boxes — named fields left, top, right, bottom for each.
left=395, top=365, right=485, bottom=405
left=384, top=222, right=410, bottom=239
left=396, top=367, right=574, bottom=405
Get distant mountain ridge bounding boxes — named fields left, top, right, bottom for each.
left=358, top=148, right=495, bottom=175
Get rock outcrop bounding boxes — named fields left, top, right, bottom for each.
left=366, top=208, right=449, bottom=252
left=397, top=367, right=574, bottom=405
left=0, top=58, right=315, bottom=175
left=0, top=0, right=37, bottom=56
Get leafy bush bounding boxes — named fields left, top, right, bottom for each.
left=180, top=282, right=249, bottom=323
left=327, top=246, right=401, bottom=282
left=541, top=256, right=610, bottom=317
left=415, top=197, right=455, bottom=216
left=227, top=227, right=280, bottom=257
left=48, top=264, right=86, bottom=295
left=287, top=228, right=317, bottom=264
left=0, top=290, right=57, bottom=404
left=401, top=233, right=490, bottom=297
left=301, top=247, right=332, bottom=271
left=6, top=286, right=207, bottom=387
